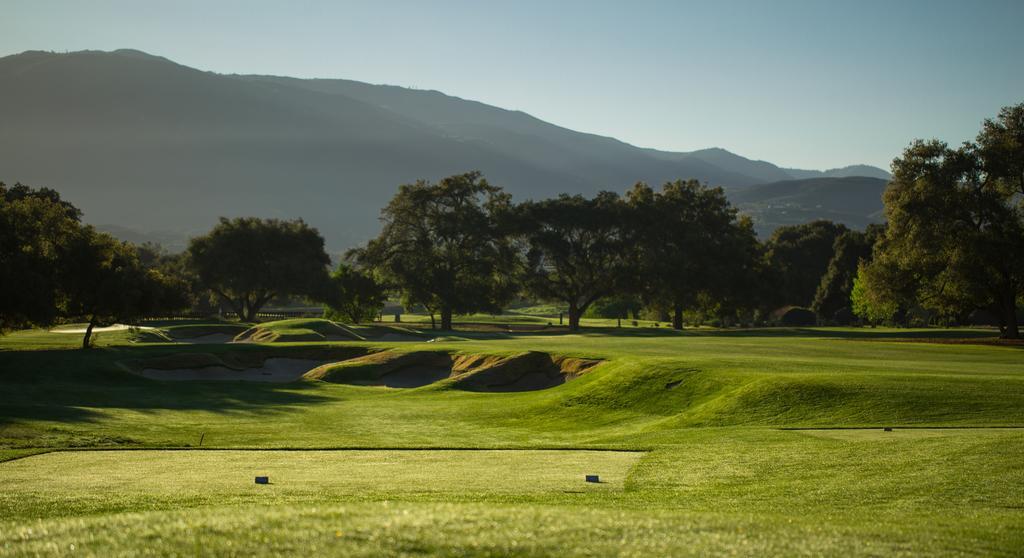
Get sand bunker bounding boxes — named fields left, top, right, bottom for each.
left=128, top=347, right=369, bottom=383
left=451, top=352, right=602, bottom=392
left=140, top=358, right=328, bottom=382
left=172, top=333, right=235, bottom=344
left=51, top=324, right=156, bottom=334
left=304, top=350, right=602, bottom=391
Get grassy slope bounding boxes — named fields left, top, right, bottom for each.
left=0, top=326, right=1021, bottom=555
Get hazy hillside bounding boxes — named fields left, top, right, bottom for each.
left=0, top=49, right=891, bottom=248
left=730, top=176, right=888, bottom=235
left=783, top=164, right=892, bottom=180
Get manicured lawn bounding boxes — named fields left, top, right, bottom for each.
left=0, top=325, right=1021, bottom=555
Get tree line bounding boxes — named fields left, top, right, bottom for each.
left=2, top=102, right=1021, bottom=342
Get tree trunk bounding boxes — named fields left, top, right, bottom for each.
left=81, top=314, right=97, bottom=350
left=1001, top=294, right=1020, bottom=339
left=430, top=313, right=436, bottom=330
left=568, top=302, right=581, bottom=331
left=440, top=306, right=453, bottom=331
left=672, top=303, right=684, bottom=330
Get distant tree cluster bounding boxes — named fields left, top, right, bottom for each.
left=0, top=183, right=182, bottom=347
left=355, top=174, right=759, bottom=331
left=0, top=186, right=336, bottom=346
left=2, top=102, right=1020, bottom=339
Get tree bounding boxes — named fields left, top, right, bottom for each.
left=322, top=262, right=386, bottom=324
left=627, top=180, right=761, bottom=330
left=764, top=220, right=848, bottom=308
left=188, top=217, right=331, bottom=322
left=517, top=191, right=632, bottom=331
left=358, top=172, right=518, bottom=330
left=0, top=182, right=82, bottom=332
left=851, top=262, right=902, bottom=325
left=811, top=224, right=885, bottom=322
left=59, top=228, right=181, bottom=348
left=866, top=102, right=1024, bottom=338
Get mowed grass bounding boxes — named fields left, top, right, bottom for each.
left=1, top=431, right=1021, bottom=556
left=0, top=449, right=640, bottom=520
left=0, top=325, right=1022, bottom=555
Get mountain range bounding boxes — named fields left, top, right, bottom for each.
left=0, top=49, right=890, bottom=249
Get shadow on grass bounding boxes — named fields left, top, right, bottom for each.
left=513, top=326, right=1004, bottom=340
left=0, top=345, right=338, bottom=426
left=383, top=324, right=1007, bottom=342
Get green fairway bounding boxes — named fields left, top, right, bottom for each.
left=1, top=325, right=1022, bottom=555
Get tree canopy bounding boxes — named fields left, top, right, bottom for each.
left=812, top=224, right=885, bottom=323
left=517, top=191, right=632, bottom=331
left=358, top=172, right=518, bottom=330
left=187, top=217, right=331, bottom=322
left=861, top=102, right=1024, bottom=338
left=0, top=182, right=82, bottom=332
left=764, top=220, right=849, bottom=308
left=60, top=227, right=181, bottom=348
left=322, top=262, right=386, bottom=324
left=627, top=179, right=760, bottom=329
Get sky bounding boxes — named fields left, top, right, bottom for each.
left=3, top=0, right=1022, bottom=171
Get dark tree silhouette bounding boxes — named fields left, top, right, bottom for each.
left=517, top=192, right=632, bottom=331
left=358, top=172, right=518, bottom=330
left=188, top=217, right=331, bottom=322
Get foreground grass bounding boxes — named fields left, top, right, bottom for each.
left=0, top=325, right=1021, bottom=555
left=1, top=430, right=1020, bottom=556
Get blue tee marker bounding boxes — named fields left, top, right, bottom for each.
left=585, top=475, right=600, bottom=483
left=255, top=476, right=269, bottom=484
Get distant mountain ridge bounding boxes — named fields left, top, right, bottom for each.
left=730, top=176, right=888, bottom=236
left=783, top=164, right=893, bottom=180
left=0, top=49, right=890, bottom=248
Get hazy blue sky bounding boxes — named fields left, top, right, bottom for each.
left=3, top=0, right=1022, bottom=170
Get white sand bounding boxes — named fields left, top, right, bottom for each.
left=172, top=333, right=235, bottom=344
left=138, top=358, right=325, bottom=382
left=50, top=324, right=156, bottom=334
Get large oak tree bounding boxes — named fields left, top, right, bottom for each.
left=188, top=217, right=331, bottom=322
left=60, top=227, right=180, bottom=348
left=358, top=172, right=517, bottom=330
left=865, top=103, right=1024, bottom=338
left=628, top=180, right=761, bottom=329
left=517, top=191, right=632, bottom=331
left=0, top=182, right=82, bottom=332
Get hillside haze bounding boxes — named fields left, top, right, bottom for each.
left=0, top=49, right=890, bottom=249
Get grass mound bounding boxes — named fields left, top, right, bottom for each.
left=347, top=324, right=432, bottom=341
left=304, top=350, right=603, bottom=391
left=234, top=319, right=365, bottom=343
left=304, top=350, right=451, bottom=387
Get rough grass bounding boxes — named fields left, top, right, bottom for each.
left=0, top=325, right=1022, bottom=555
